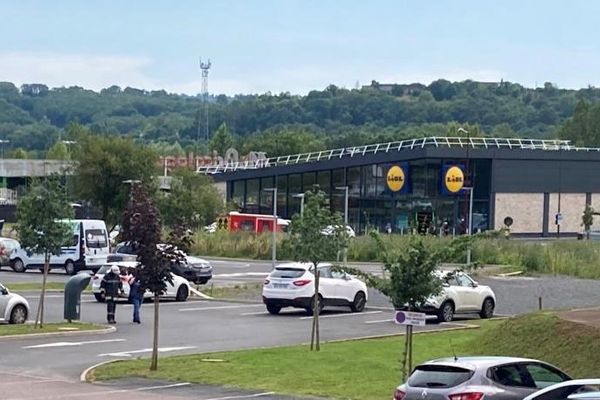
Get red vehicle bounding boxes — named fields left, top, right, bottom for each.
left=227, top=212, right=289, bottom=233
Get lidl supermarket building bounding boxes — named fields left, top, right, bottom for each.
left=205, top=137, right=600, bottom=236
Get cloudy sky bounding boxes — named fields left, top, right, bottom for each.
left=1, top=1, right=599, bottom=95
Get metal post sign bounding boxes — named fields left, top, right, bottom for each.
left=394, top=310, right=427, bottom=326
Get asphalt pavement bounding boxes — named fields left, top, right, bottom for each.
left=3, top=257, right=600, bottom=399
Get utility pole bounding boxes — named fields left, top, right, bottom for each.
left=335, top=186, right=349, bottom=268
left=264, top=188, right=278, bottom=269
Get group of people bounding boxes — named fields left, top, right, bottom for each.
left=100, top=265, right=143, bottom=324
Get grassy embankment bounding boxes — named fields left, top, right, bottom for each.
left=191, top=231, right=600, bottom=279
left=91, top=313, right=600, bottom=399
left=0, top=322, right=103, bottom=336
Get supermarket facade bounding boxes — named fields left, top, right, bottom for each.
left=205, top=137, right=600, bottom=236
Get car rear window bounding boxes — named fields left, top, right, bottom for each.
left=86, top=229, right=108, bottom=248
left=408, top=365, right=474, bottom=388
left=270, top=268, right=305, bottom=279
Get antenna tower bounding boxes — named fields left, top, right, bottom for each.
left=200, top=58, right=212, bottom=144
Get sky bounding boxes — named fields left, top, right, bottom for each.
left=1, top=0, right=600, bottom=96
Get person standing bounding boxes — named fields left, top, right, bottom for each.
left=128, top=267, right=143, bottom=324
left=101, top=265, right=122, bottom=324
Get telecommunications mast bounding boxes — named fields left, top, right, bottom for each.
left=199, top=58, right=212, bottom=145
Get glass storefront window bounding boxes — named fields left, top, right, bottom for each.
left=347, top=167, right=361, bottom=197
left=317, top=170, right=331, bottom=194
left=259, top=177, right=274, bottom=214
left=302, top=172, right=316, bottom=192
left=276, top=175, right=287, bottom=217
left=362, top=165, right=378, bottom=197
left=245, top=179, right=259, bottom=214
left=231, top=180, right=245, bottom=209
left=287, top=174, right=302, bottom=217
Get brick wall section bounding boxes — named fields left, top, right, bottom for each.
left=548, top=193, right=586, bottom=233
left=494, top=193, right=544, bottom=233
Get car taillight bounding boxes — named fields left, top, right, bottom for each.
left=293, top=279, right=312, bottom=286
left=449, top=392, right=484, bottom=400
left=264, top=279, right=270, bottom=285
left=393, top=389, right=405, bottom=400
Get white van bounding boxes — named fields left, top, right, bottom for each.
left=10, top=219, right=110, bottom=275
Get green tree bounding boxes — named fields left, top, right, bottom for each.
left=46, top=141, right=69, bottom=160
left=339, top=233, right=469, bottom=379
left=209, top=122, right=234, bottom=156
left=282, top=187, right=349, bottom=351
left=120, top=183, right=181, bottom=371
left=241, top=128, right=326, bottom=158
left=157, top=168, right=224, bottom=229
left=73, top=133, right=158, bottom=228
left=16, top=178, right=74, bottom=328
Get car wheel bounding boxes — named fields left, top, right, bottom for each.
left=64, top=260, right=76, bottom=275
left=306, top=294, right=324, bottom=316
left=11, top=258, right=25, bottom=273
left=266, top=303, right=281, bottom=315
left=437, top=301, right=454, bottom=323
left=10, top=304, right=27, bottom=324
left=350, top=291, right=367, bottom=312
left=175, top=286, right=189, bottom=302
left=198, top=279, right=209, bottom=285
left=480, top=298, right=495, bottom=319
left=94, top=292, right=106, bottom=303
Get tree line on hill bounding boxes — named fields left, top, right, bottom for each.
left=2, top=79, right=600, bottom=158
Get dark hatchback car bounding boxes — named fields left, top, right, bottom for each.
left=394, top=356, right=571, bottom=400
left=112, top=242, right=213, bottom=284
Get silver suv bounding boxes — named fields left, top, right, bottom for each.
left=394, top=356, right=571, bottom=400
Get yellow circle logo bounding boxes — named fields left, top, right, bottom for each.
left=386, top=166, right=405, bottom=192
left=445, top=166, right=464, bottom=193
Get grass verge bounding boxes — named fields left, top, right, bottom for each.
left=0, top=322, right=104, bottom=336
left=6, top=282, right=68, bottom=291
left=92, top=313, right=600, bottom=399
left=200, top=283, right=262, bottom=300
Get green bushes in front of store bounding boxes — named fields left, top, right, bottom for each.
left=190, top=230, right=600, bottom=279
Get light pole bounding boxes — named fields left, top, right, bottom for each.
left=335, top=186, right=349, bottom=267
left=293, top=193, right=305, bottom=216
left=264, top=187, right=278, bottom=268
left=464, top=186, right=474, bottom=266
left=62, top=140, right=76, bottom=158
left=123, top=179, right=141, bottom=200
left=0, top=139, right=10, bottom=159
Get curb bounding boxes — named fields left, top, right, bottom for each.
left=81, top=359, right=125, bottom=383
left=325, top=322, right=480, bottom=343
left=0, top=325, right=116, bottom=341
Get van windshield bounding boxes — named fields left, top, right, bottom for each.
left=86, top=229, right=108, bottom=248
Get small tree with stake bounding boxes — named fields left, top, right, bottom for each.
left=283, top=187, right=349, bottom=351
left=121, top=183, right=182, bottom=371
left=16, top=178, right=73, bottom=328
left=339, top=233, right=469, bottom=380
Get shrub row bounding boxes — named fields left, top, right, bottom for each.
left=190, top=231, right=600, bottom=279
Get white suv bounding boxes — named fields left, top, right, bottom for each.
left=411, top=270, right=496, bottom=322
left=262, top=263, right=368, bottom=315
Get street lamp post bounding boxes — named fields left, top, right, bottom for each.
left=264, top=188, right=278, bottom=269
left=293, top=193, right=305, bottom=216
left=335, top=186, right=349, bottom=267
left=62, top=140, right=76, bottom=158
left=123, top=179, right=142, bottom=200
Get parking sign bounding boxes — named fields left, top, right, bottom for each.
left=394, top=311, right=426, bottom=326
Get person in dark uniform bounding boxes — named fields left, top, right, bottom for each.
left=101, top=265, right=122, bottom=324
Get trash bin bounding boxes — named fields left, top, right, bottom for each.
left=64, top=272, right=92, bottom=322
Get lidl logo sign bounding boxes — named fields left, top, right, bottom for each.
left=386, top=165, right=406, bottom=192
left=444, top=166, right=465, bottom=193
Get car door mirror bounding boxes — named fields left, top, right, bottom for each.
left=344, top=273, right=352, bottom=281
left=472, top=281, right=479, bottom=288
left=0, top=287, right=8, bottom=295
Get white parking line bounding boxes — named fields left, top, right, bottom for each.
left=240, top=311, right=268, bottom=316
left=23, top=338, right=126, bottom=349
left=205, top=392, right=276, bottom=400
left=299, top=310, right=382, bottom=320
left=213, top=272, right=269, bottom=278
left=364, top=318, right=394, bottom=324
left=98, top=346, right=197, bottom=357
left=179, top=304, right=263, bottom=312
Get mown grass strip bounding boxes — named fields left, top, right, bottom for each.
left=0, top=322, right=103, bottom=336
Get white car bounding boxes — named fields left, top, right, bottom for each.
left=90, top=261, right=191, bottom=302
left=262, top=262, right=368, bottom=315
left=409, top=270, right=496, bottom=322
left=0, top=282, right=30, bottom=324
left=523, top=379, right=600, bottom=400
left=321, top=225, right=356, bottom=238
